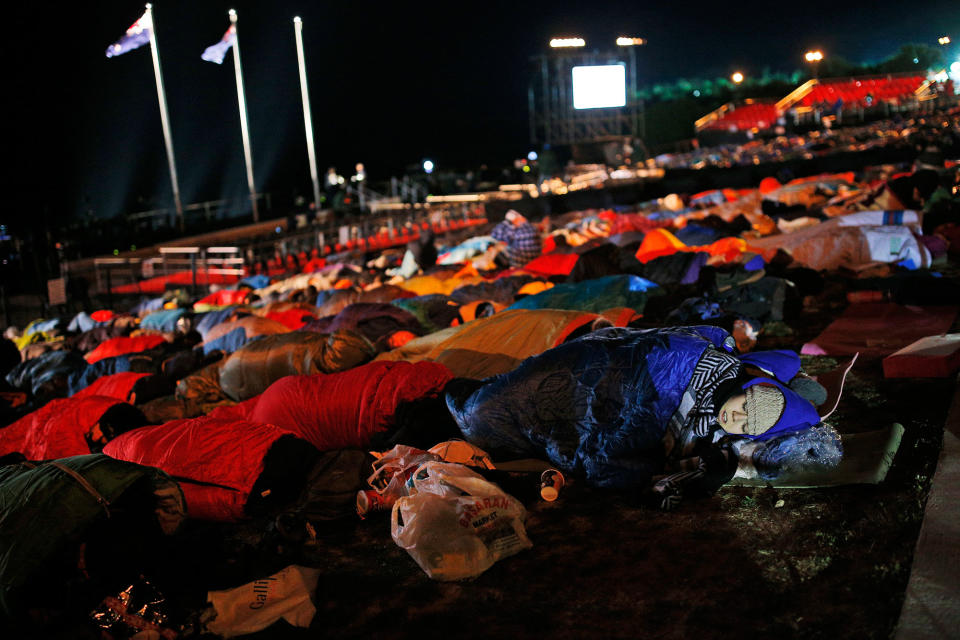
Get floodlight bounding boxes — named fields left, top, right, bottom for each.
left=550, top=38, right=585, bottom=48
left=423, top=160, right=434, bottom=174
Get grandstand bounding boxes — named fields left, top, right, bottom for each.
left=696, top=100, right=780, bottom=133
left=794, top=75, right=927, bottom=108
left=695, top=72, right=938, bottom=134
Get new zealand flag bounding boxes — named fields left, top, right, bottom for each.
left=201, top=25, right=237, bottom=64
left=105, top=11, right=152, bottom=58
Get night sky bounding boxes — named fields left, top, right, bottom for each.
left=7, top=1, right=959, bottom=221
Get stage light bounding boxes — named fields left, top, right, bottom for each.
left=550, top=38, right=585, bottom=48
left=527, top=151, right=538, bottom=161
left=732, top=71, right=744, bottom=84
left=939, top=36, right=951, bottom=45
left=616, top=37, right=646, bottom=46
left=951, top=61, right=960, bottom=73
left=423, top=160, right=435, bottom=174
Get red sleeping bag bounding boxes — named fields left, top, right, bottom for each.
left=519, top=253, right=579, bottom=277
left=193, top=289, right=250, bottom=309
left=90, top=309, right=115, bottom=322
left=85, top=334, right=167, bottom=363
left=247, top=360, right=454, bottom=450
left=72, top=371, right=151, bottom=401
left=0, top=396, right=131, bottom=460
left=264, top=308, right=317, bottom=330
left=103, top=417, right=315, bottom=522
left=207, top=395, right=262, bottom=422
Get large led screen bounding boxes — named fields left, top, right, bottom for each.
left=572, top=64, right=626, bottom=110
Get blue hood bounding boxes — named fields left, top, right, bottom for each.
left=740, top=376, right=821, bottom=440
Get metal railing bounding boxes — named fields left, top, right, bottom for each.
left=125, top=193, right=273, bottom=231
left=90, top=202, right=489, bottom=300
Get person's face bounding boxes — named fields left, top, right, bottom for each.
left=718, top=392, right=748, bottom=434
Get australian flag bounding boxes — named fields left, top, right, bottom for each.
left=202, top=25, right=237, bottom=64
left=105, top=11, right=152, bottom=58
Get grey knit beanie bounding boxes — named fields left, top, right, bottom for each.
left=745, top=385, right=786, bottom=436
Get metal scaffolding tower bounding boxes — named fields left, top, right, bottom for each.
left=529, top=47, right=645, bottom=147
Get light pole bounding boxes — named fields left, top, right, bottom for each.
left=805, top=50, right=824, bottom=79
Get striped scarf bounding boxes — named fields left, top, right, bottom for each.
left=666, top=346, right=742, bottom=461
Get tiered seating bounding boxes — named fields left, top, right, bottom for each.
left=702, top=102, right=780, bottom=131
left=798, top=76, right=925, bottom=108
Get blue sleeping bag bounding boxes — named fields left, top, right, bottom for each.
left=200, top=327, right=259, bottom=355
left=140, top=309, right=187, bottom=333
left=446, top=325, right=734, bottom=489
left=194, top=308, right=241, bottom=342
left=66, top=354, right=138, bottom=396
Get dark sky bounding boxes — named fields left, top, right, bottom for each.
left=7, top=1, right=959, bottom=221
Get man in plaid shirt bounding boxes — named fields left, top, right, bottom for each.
left=491, top=210, right=542, bottom=268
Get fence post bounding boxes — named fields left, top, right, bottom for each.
left=191, top=253, right=197, bottom=297
left=106, top=268, right=113, bottom=310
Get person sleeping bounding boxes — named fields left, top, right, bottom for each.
left=445, top=325, right=840, bottom=510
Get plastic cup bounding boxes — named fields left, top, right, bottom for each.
left=540, top=469, right=565, bottom=501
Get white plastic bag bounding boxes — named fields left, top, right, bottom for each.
left=391, top=462, right=533, bottom=581
left=367, top=444, right=440, bottom=500
left=205, top=565, right=320, bottom=638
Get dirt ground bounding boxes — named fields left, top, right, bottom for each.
left=176, top=282, right=955, bottom=640
left=282, top=376, right=947, bottom=640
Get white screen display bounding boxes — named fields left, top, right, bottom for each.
left=572, top=65, right=626, bottom=109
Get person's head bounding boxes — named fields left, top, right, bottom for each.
left=505, top=210, right=527, bottom=225
left=175, top=313, right=194, bottom=336
left=86, top=403, right=148, bottom=452
left=718, top=385, right=785, bottom=436
left=718, top=379, right=820, bottom=439
left=912, top=169, right=942, bottom=203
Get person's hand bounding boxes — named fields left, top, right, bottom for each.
left=645, top=476, right=683, bottom=511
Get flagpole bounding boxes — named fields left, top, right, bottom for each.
left=144, top=3, right=184, bottom=233
left=293, top=17, right=322, bottom=210
left=229, top=9, right=259, bottom=222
